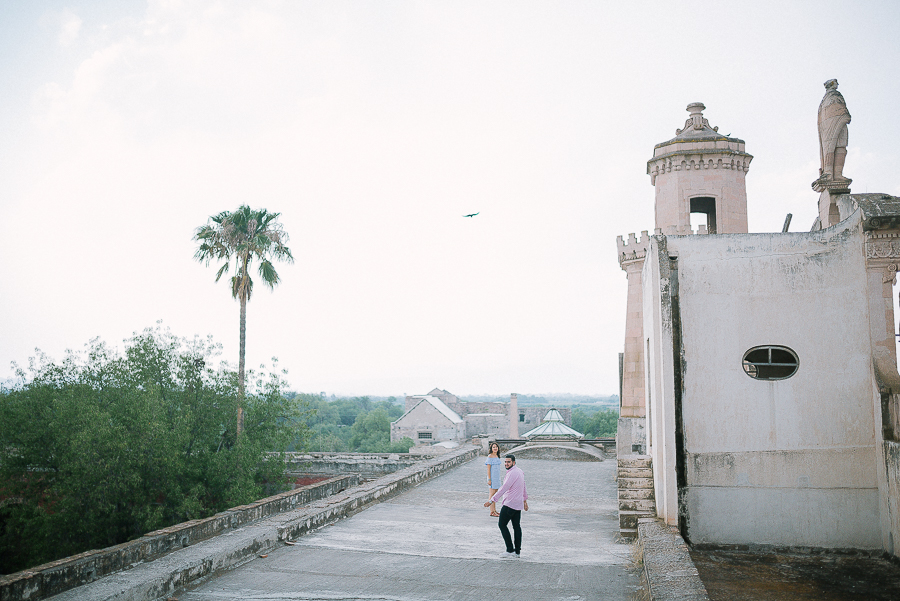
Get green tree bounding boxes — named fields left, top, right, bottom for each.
left=0, top=327, right=306, bottom=574
left=194, top=206, right=293, bottom=436
left=349, top=409, right=414, bottom=453
left=572, top=408, right=619, bottom=438
left=300, top=396, right=412, bottom=453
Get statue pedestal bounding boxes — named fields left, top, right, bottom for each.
left=813, top=176, right=851, bottom=229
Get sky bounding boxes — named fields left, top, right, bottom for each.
left=1, top=1, right=899, bottom=397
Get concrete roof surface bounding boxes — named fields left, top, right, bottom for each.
left=177, top=457, right=641, bottom=601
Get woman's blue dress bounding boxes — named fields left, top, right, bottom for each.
left=485, top=456, right=503, bottom=488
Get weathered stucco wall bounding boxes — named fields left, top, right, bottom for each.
left=645, top=214, right=880, bottom=548
left=643, top=235, right=679, bottom=526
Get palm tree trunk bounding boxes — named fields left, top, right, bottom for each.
left=237, top=288, right=246, bottom=437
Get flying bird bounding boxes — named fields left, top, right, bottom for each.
left=463, top=212, right=479, bottom=218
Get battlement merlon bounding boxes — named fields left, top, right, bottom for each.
left=616, top=230, right=650, bottom=268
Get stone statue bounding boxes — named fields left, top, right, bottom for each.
left=815, top=79, right=851, bottom=188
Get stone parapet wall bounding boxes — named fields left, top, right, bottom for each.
left=278, top=445, right=478, bottom=542
left=2, top=446, right=478, bottom=601
left=638, top=518, right=710, bottom=601
left=284, top=452, right=428, bottom=477
left=0, top=475, right=358, bottom=601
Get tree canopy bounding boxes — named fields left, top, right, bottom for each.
left=0, top=326, right=308, bottom=574
left=571, top=407, right=618, bottom=438
left=299, top=395, right=413, bottom=453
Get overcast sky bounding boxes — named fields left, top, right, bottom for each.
left=1, top=1, right=899, bottom=397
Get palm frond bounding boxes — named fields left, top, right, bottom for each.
left=258, top=260, right=280, bottom=288
left=215, top=263, right=229, bottom=282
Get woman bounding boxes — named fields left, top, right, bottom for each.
left=485, top=441, right=503, bottom=517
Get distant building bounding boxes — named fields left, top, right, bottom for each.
left=390, top=394, right=466, bottom=445
left=391, top=388, right=574, bottom=445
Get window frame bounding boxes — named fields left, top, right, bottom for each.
left=742, top=345, right=799, bottom=381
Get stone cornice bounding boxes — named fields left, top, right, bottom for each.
left=843, top=194, right=900, bottom=231
left=647, top=152, right=752, bottom=184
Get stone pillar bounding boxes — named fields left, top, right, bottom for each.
left=509, top=393, right=518, bottom=438
left=617, top=232, right=650, bottom=418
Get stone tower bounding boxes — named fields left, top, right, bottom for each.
left=615, top=103, right=752, bottom=455
left=648, top=102, right=753, bottom=235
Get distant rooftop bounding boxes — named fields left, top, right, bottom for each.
left=523, top=408, right=583, bottom=438
left=405, top=395, right=463, bottom=424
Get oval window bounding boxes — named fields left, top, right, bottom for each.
left=742, top=346, right=799, bottom=380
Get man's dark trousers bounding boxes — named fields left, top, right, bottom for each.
left=498, top=505, right=522, bottom=553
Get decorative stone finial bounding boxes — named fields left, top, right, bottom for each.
left=675, top=102, right=719, bottom=135
left=687, top=103, right=706, bottom=130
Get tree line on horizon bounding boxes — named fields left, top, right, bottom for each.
left=292, top=394, right=414, bottom=453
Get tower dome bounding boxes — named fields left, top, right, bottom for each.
left=647, top=103, right=753, bottom=234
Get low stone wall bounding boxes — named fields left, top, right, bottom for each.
left=638, top=517, right=709, bottom=601
left=278, top=445, right=477, bottom=542
left=3, top=446, right=479, bottom=601
left=583, top=438, right=617, bottom=454
left=284, top=452, right=428, bottom=477
left=507, top=444, right=605, bottom=462
left=0, top=475, right=358, bottom=601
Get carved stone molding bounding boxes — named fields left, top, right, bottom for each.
left=866, top=235, right=900, bottom=260
left=811, top=174, right=851, bottom=193
left=647, top=154, right=752, bottom=184
left=866, top=216, right=900, bottom=231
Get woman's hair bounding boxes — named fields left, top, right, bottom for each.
left=489, top=441, right=500, bottom=455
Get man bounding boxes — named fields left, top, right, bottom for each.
left=483, top=454, right=528, bottom=557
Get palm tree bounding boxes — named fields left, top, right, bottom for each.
left=194, top=206, right=293, bottom=436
